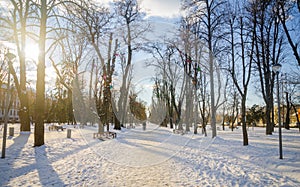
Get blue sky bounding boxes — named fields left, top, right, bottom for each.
left=2, top=0, right=287, bottom=108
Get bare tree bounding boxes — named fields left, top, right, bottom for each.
left=33, top=0, right=72, bottom=146
left=0, top=48, right=9, bottom=128
left=50, top=32, right=86, bottom=126
left=98, top=33, right=119, bottom=132
left=198, top=68, right=210, bottom=136
left=276, top=0, right=300, bottom=66
left=178, top=18, right=197, bottom=133
left=0, top=47, right=8, bottom=86
left=66, top=1, right=121, bottom=132
left=248, top=0, right=284, bottom=135
left=182, top=0, right=227, bottom=137
left=114, top=0, right=149, bottom=129
left=220, top=74, right=230, bottom=131
left=147, top=43, right=185, bottom=130
left=0, top=0, right=32, bottom=132
left=33, top=0, right=48, bottom=146
left=31, top=0, right=83, bottom=146
left=284, top=69, right=300, bottom=130
left=225, top=0, right=252, bottom=145
left=0, top=0, right=74, bottom=145
left=229, top=88, right=240, bottom=131
left=149, top=78, right=170, bottom=127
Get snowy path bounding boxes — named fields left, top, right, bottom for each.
left=0, top=123, right=300, bottom=186
left=80, top=126, right=194, bottom=167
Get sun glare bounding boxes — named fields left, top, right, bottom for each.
left=25, top=43, right=40, bottom=61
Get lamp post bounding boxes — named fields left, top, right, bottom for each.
left=272, top=63, right=283, bottom=159
left=1, top=51, right=16, bottom=159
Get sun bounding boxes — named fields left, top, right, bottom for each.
left=25, top=42, right=40, bottom=61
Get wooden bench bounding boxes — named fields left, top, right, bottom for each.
left=173, top=129, right=185, bottom=135
left=93, top=132, right=117, bottom=139
left=49, top=124, right=66, bottom=131
left=108, top=132, right=117, bottom=138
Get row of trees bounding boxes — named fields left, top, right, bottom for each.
left=179, top=0, right=300, bottom=145
left=147, top=0, right=299, bottom=146
left=0, top=0, right=150, bottom=146
left=0, top=0, right=299, bottom=147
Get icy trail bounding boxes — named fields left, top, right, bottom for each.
left=0, top=123, right=299, bottom=186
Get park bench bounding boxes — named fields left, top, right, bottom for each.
left=49, top=124, right=66, bottom=131
left=173, top=129, right=185, bottom=135
left=93, top=131, right=117, bottom=140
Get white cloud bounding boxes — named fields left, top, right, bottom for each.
left=95, top=0, right=181, bottom=18
left=140, top=0, right=181, bottom=18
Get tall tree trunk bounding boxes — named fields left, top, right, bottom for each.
left=113, top=112, right=121, bottom=130
left=209, top=48, right=217, bottom=137
left=19, top=0, right=30, bottom=131
left=291, top=103, right=299, bottom=132
left=201, top=99, right=207, bottom=137
left=34, top=0, right=47, bottom=146
left=9, top=61, right=30, bottom=131
left=10, top=0, right=31, bottom=132
left=88, top=59, right=95, bottom=126
left=19, top=95, right=30, bottom=131
left=266, top=104, right=273, bottom=135
left=169, top=105, right=174, bottom=129
left=285, top=92, right=290, bottom=130
left=98, top=121, right=104, bottom=134
left=241, top=96, right=248, bottom=146
left=185, top=80, right=191, bottom=132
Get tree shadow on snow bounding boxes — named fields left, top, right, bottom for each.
left=0, top=133, right=30, bottom=186
left=34, top=146, right=65, bottom=186
left=170, top=136, right=300, bottom=186
left=0, top=132, right=102, bottom=186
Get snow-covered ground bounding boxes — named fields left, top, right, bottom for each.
left=0, top=123, right=299, bottom=186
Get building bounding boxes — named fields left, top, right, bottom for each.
left=0, top=83, right=20, bottom=122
